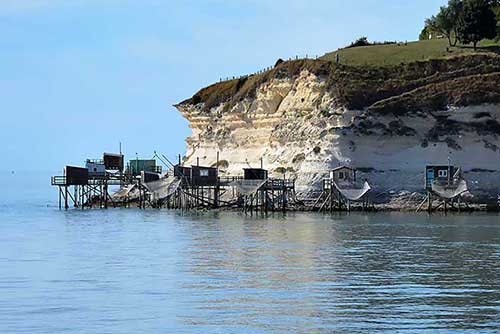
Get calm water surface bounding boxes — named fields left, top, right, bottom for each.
left=1, top=171, right=499, bottom=333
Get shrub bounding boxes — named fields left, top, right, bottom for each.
left=275, top=167, right=286, bottom=174
left=292, top=153, right=306, bottom=163
left=345, top=37, right=396, bottom=49
left=348, top=37, right=370, bottom=48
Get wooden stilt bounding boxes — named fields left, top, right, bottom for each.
left=64, top=186, right=69, bottom=210
left=104, top=182, right=109, bottom=209
left=427, top=192, right=432, bottom=213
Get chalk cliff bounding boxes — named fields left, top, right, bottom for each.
left=175, top=54, right=500, bottom=201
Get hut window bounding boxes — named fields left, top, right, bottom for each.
left=200, top=169, right=209, bottom=177
left=438, top=170, right=448, bottom=178
left=339, top=172, right=344, bottom=179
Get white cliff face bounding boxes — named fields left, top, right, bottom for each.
left=177, top=69, right=500, bottom=200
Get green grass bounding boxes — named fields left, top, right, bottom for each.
left=181, top=38, right=500, bottom=113
left=321, top=39, right=500, bottom=67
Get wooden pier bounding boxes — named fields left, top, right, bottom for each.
left=51, top=172, right=143, bottom=209
left=51, top=153, right=297, bottom=213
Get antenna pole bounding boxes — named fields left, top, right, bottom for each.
left=448, top=155, right=451, bottom=185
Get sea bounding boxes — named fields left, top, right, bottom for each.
left=1, top=171, right=499, bottom=333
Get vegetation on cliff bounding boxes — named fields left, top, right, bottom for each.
left=422, top=0, right=498, bottom=49
left=321, top=38, right=499, bottom=66
left=178, top=0, right=500, bottom=116
left=180, top=46, right=500, bottom=115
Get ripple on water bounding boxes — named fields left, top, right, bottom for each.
left=0, top=210, right=499, bottom=333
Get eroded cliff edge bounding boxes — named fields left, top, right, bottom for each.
left=175, top=54, right=500, bottom=201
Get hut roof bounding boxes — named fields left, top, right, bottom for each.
left=191, top=165, right=216, bottom=169
left=103, top=152, right=123, bottom=157
left=331, top=165, right=354, bottom=172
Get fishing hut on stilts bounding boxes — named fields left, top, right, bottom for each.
left=312, top=166, right=372, bottom=212
left=52, top=150, right=298, bottom=212
left=51, top=153, right=132, bottom=209
left=155, top=154, right=221, bottom=210
left=417, top=164, right=468, bottom=213
left=228, top=164, right=296, bottom=213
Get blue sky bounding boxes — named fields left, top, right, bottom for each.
left=0, top=0, right=446, bottom=173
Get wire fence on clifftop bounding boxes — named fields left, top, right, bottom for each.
left=218, top=54, right=321, bottom=83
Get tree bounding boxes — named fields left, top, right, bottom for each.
left=425, top=1, right=462, bottom=46
left=419, top=26, right=432, bottom=40
left=348, top=37, right=370, bottom=48
left=457, top=0, right=497, bottom=50
left=448, top=0, right=464, bottom=44
left=493, top=3, right=500, bottom=40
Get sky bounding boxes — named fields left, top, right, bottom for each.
left=0, top=0, right=447, bottom=173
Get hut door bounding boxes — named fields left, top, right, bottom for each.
left=426, top=169, right=434, bottom=188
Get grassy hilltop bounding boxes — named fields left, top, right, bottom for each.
left=179, top=38, right=500, bottom=115
left=181, top=0, right=500, bottom=109
left=322, top=38, right=500, bottom=66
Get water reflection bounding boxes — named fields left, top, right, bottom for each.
left=1, top=209, right=499, bottom=333
left=179, top=213, right=500, bottom=333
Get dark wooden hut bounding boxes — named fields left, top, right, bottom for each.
left=64, top=166, right=89, bottom=185
left=103, top=153, right=124, bottom=171
left=191, top=165, right=218, bottom=186
left=244, top=168, right=268, bottom=180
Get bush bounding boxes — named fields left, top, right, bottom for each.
left=292, top=153, right=306, bottom=163
left=346, top=37, right=397, bottom=49
left=275, top=167, right=286, bottom=174
left=348, top=37, right=370, bottom=48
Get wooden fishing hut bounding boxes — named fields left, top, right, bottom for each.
left=86, top=159, right=106, bottom=177
left=163, top=163, right=220, bottom=210
left=126, top=159, right=162, bottom=176
left=329, top=166, right=356, bottom=183
left=231, top=167, right=296, bottom=213
left=425, top=165, right=456, bottom=190
left=141, top=171, right=160, bottom=184
left=244, top=168, right=268, bottom=180
left=189, top=165, right=219, bottom=209
left=103, top=153, right=124, bottom=172
left=52, top=152, right=140, bottom=210
left=52, top=166, right=89, bottom=210
left=418, top=164, right=468, bottom=213
left=312, top=166, right=371, bottom=212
